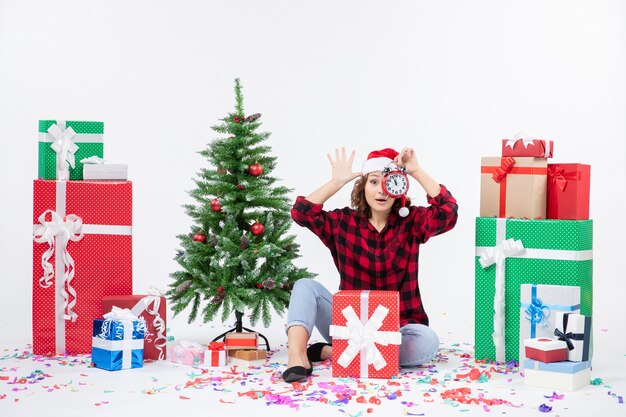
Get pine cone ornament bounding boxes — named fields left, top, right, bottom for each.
left=210, top=233, right=218, bottom=247
left=262, top=278, right=276, bottom=290
left=176, top=280, right=192, bottom=293
left=240, top=232, right=250, bottom=249
left=217, top=166, right=227, bottom=174
left=244, top=113, right=261, bottom=123
left=211, top=291, right=226, bottom=304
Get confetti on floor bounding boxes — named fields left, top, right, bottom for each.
left=1, top=341, right=624, bottom=416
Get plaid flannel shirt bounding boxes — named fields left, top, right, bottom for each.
left=291, top=185, right=458, bottom=326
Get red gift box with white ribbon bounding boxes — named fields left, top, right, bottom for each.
left=32, top=180, right=133, bottom=355
left=524, top=337, right=568, bottom=363
left=102, top=293, right=167, bottom=360
left=329, top=290, right=401, bottom=379
left=501, top=137, right=554, bottom=158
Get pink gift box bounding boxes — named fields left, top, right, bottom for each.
left=168, top=341, right=204, bottom=366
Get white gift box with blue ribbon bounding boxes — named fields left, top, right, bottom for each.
left=518, top=284, right=580, bottom=369
left=92, top=307, right=146, bottom=371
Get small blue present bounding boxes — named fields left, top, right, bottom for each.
left=92, top=307, right=146, bottom=371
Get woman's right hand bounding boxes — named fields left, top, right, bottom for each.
left=327, top=147, right=362, bottom=186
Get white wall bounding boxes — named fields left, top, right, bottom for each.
left=1, top=0, right=624, bottom=345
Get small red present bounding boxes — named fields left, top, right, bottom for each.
left=102, top=294, right=167, bottom=360
left=204, top=341, right=227, bottom=367
left=32, top=180, right=132, bottom=355
left=224, top=332, right=258, bottom=350
left=547, top=164, right=591, bottom=220
left=502, top=137, right=554, bottom=158
left=524, top=338, right=568, bottom=363
left=329, top=290, right=401, bottom=379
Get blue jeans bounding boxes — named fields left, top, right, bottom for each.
left=286, top=278, right=439, bottom=367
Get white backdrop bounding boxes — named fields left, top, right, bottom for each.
left=1, top=0, right=624, bottom=347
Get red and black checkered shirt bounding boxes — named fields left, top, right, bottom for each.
left=291, top=185, right=458, bottom=326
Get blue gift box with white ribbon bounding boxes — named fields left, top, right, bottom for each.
left=92, top=308, right=146, bottom=371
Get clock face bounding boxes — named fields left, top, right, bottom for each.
left=383, top=172, right=409, bottom=197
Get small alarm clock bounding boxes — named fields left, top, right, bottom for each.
left=382, top=165, right=409, bottom=198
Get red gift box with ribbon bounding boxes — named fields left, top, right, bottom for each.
left=329, top=290, right=401, bottom=379
left=547, top=164, right=591, bottom=220
left=480, top=157, right=548, bottom=219
left=524, top=337, right=568, bottom=363
left=205, top=341, right=227, bottom=367
left=102, top=294, right=167, bottom=360
left=501, top=138, right=554, bottom=158
left=32, top=179, right=133, bottom=355
left=224, top=332, right=258, bottom=350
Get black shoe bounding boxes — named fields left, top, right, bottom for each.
left=282, top=364, right=313, bottom=383
left=307, top=342, right=332, bottom=363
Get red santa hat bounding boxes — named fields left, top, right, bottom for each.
left=361, top=148, right=410, bottom=217
left=361, top=148, right=399, bottom=175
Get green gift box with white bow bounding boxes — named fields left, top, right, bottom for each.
left=38, top=120, right=104, bottom=180
left=474, top=217, right=592, bottom=363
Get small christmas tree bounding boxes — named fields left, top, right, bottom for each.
left=168, top=79, right=315, bottom=331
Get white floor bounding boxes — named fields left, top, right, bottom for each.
left=1, top=327, right=624, bottom=417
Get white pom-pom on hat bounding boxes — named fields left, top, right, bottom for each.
left=398, top=195, right=409, bottom=217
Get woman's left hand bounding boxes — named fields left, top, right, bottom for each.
left=394, top=147, right=420, bottom=175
